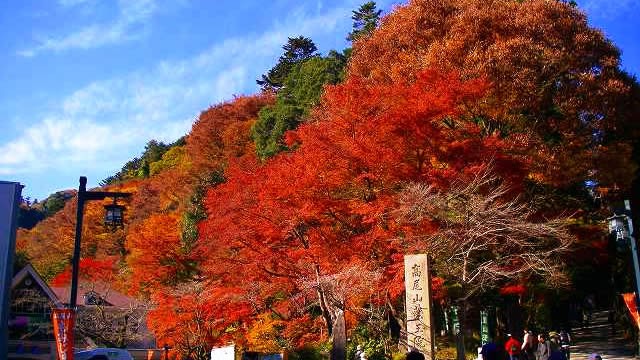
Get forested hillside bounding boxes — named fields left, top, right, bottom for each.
left=16, top=1, right=640, bottom=359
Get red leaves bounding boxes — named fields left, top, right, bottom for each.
left=50, top=257, right=117, bottom=287
left=186, top=94, right=274, bottom=175
left=348, top=0, right=638, bottom=188
left=196, top=69, right=506, bottom=344
left=499, top=283, right=527, bottom=296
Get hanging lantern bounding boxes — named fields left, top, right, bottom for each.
left=608, top=214, right=630, bottom=241
left=104, top=201, right=125, bottom=227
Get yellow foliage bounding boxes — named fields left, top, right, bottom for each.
left=244, top=313, right=285, bottom=353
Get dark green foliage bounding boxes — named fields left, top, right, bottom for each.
left=181, top=170, right=225, bottom=252
left=13, top=250, right=30, bottom=275
left=252, top=50, right=348, bottom=159
left=101, top=139, right=178, bottom=185
left=287, top=346, right=327, bottom=360
left=256, top=36, right=318, bottom=91
left=347, top=2, right=382, bottom=42
left=41, top=192, right=70, bottom=217
left=347, top=323, right=389, bottom=360
left=17, top=204, right=45, bottom=230
left=17, top=191, right=76, bottom=229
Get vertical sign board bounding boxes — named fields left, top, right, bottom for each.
left=480, top=309, right=489, bottom=344
left=450, top=306, right=460, bottom=336
left=404, top=254, right=435, bottom=359
left=0, top=181, right=22, bottom=356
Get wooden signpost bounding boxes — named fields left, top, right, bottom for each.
left=404, top=254, right=435, bottom=359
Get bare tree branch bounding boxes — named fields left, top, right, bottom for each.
left=396, top=167, right=574, bottom=297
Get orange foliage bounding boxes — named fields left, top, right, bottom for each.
left=126, top=213, right=197, bottom=291
left=349, top=0, right=639, bottom=187
left=197, top=70, right=519, bottom=344
left=17, top=181, right=138, bottom=282
left=245, top=313, right=285, bottom=353
left=186, top=94, right=274, bottom=176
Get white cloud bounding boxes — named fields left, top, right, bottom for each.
left=1, top=3, right=351, bottom=180
left=18, top=0, right=157, bottom=57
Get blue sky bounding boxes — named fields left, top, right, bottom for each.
left=0, top=0, right=638, bottom=201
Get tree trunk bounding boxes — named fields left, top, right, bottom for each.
left=331, top=309, right=347, bottom=360
left=315, top=265, right=334, bottom=336
left=455, top=304, right=466, bottom=360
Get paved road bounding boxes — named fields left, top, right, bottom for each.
left=570, top=311, right=636, bottom=360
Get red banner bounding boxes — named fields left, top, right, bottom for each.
left=622, top=293, right=640, bottom=329
left=52, top=308, right=75, bottom=360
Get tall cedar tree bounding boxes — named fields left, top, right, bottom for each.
left=347, top=2, right=382, bottom=42
left=256, top=36, right=318, bottom=91
left=252, top=51, right=348, bottom=159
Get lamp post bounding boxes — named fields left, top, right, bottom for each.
left=607, top=199, right=640, bottom=352
left=70, top=176, right=130, bottom=309
left=51, top=177, right=130, bottom=360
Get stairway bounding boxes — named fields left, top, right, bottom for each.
left=570, top=310, right=636, bottom=360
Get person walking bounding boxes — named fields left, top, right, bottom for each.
left=481, top=338, right=499, bottom=360
left=535, top=334, right=551, bottom=360
left=522, top=329, right=536, bottom=360
left=505, top=333, right=522, bottom=360
left=559, top=330, right=571, bottom=360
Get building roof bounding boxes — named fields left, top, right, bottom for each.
left=11, top=263, right=64, bottom=308
left=12, top=263, right=142, bottom=309
left=51, top=282, right=142, bottom=309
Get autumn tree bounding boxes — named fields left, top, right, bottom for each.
left=343, top=3, right=640, bottom=345
left=50, top=257, right=118, bottom=288
left=396, top=168, right=573, bottom=355
left=186, top=94, right=273, bottom=176
left=126, top=214, right=200, bottom=291
left=348, top=0, right=640, bottom=190
left=147, top=281, right=253, bottom=360
left=17, top=181, right=135, bottom=281
left=200, top=70, right=504, bottom=358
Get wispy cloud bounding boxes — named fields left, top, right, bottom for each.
left=1, top=4, right=350, bottom=183
left=18, top=0, right=157, bottom=57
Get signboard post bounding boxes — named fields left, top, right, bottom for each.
left=480, top=309, right=489, bottom=345
left=0, top=181, right=22, bottom=357
left=52, top=308, right=76, bottom=360
left=450, top=306, right=460, bottom=336
left=404, top=254, right=435, bottom=359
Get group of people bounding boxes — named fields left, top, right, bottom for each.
left=481, top=329, right=573, bottom=360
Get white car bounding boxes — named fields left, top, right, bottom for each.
left=74, top=348, right=134, bottom=360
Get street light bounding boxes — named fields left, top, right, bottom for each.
left=51, top=177, right=131, bottom=360
left=104, top=199, right=126, bottom=228
left=607, top=200, right=640, bottom=352
left=71, top=176, right=130, bottom=309
left=607, top=200, right=640, bottom=298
